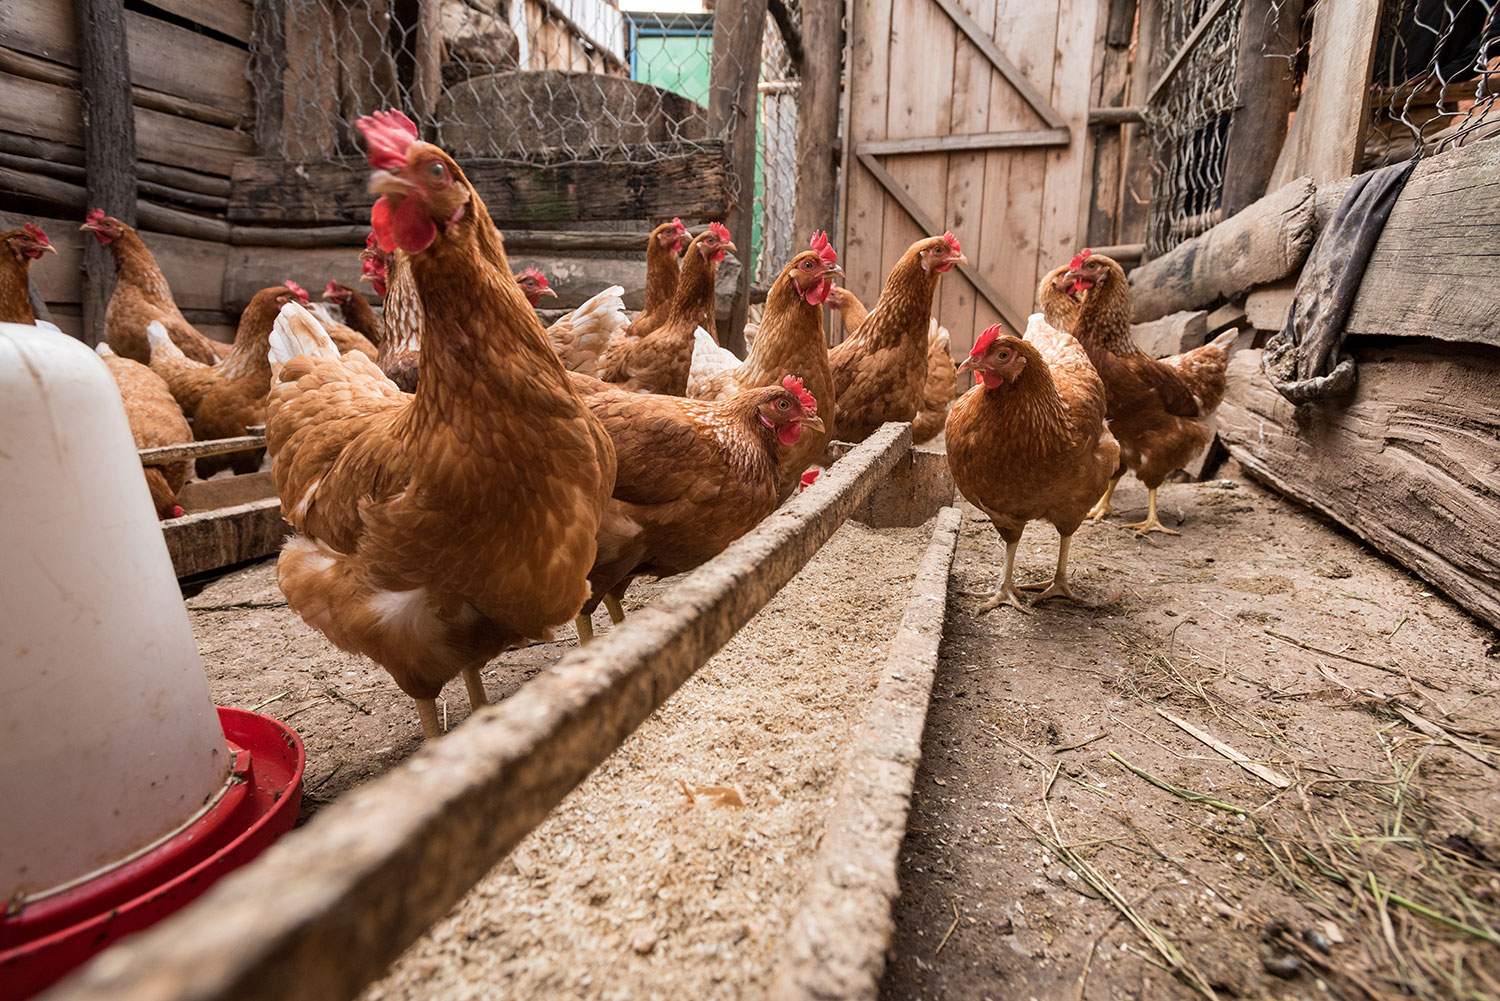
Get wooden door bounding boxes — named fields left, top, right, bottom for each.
left=838, top=0, right=1105, bottom=358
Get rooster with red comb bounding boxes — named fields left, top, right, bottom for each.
left=261, top=107, right=616, bottom=739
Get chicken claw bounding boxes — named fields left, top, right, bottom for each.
left=1087, top=477, right=1121, bottom=522
left=1017, top=535, right=1076, bottom=605
left=978, top=585, right=1032, bottom=615
left=1125, top=488, right=1179, bottom=536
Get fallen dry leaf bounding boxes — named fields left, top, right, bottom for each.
left=678, top=779, right=746, bottom=807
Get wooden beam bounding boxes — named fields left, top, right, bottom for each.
left=1220, top=0, right=1303, bottom=217
left=1119, top=0, right=1162, bottom=247
left=708, top=0, right=768, bottom=357
left=1219, top=348, right=1500, bottom=630
left=138, top=434, right=265, bottom=465
left=855, top=152, right=1028, bottom=333
left=792, top=0, right=840, bottom=244
left=43, top=424, right=917, bottom=1001
left=856, top=128, right=1070, bottom=156
left=0, top=132, right=232, bottom=198
left=0, top=166, right=232, bottom=243
left=1088, top=105, right=1144, bottom=125
left=411, top=0, right=442, bottom=129
left=1288, top=0, right=1381, bottom=183
left=161, top=497, right=287, bottom=579
left=1143, top=0, right=1232, bottom=106
left=930, top=0, right=1067, bottom=130
left=227, top=146, right=733, bottom=227
left=769, top=506, right=962, bottom=1001
left=73, top=0, right=137, bottom=347
left=1128, top=177, right=1317, bottom=322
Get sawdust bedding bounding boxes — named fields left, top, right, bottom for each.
left=189, top=517, right=936, bottom=1000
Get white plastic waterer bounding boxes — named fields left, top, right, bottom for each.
left=0, top=322, right=230, bottom=901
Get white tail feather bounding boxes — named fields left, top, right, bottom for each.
left=146, top=320, right=185, bottom=361
left=565, top=285, right=627, bottom=338
left=269, top=301, right=341, bottom=368
left=1208, top=327, right=1240, bottom=352
left=95, top=342, right=116, bottom=357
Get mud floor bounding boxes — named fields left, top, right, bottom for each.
left=880, top=464, right=1500, bottom=1001
left=189, top=518, right=936, bottom=999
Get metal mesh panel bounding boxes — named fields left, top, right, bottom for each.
left=261, top=0, right=752, bottom=167
left=1142, top=0, right=1244, bottom=258
left=1366, top=0, right=1500, bottom=166
left=756, top=8, right=798, bottom=284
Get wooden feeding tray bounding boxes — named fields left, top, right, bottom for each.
left=141, top=427, right=288, bottom=578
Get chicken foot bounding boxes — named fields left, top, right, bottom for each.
left=461, top=665, right=488, bottom=711
left=1086, top=476, right=1121, bottom=521
left=977, top=537, right=1030, bottom=615
left=416, top=698, right=442, bottom=740
left=1017, top=535, right=1076, bottom=604
left=1124, top=488, right=1179, bottom=536
left=575, top=613, right=595, bottom=644
left=603, top=593, right=626, bottom=625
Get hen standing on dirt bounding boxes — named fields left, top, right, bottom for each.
left=828, top=233, right=966, bottom=442
left=946, top=323, right=1119, bottom=611
left=1059, top=249, right=1238, bottom=535
left=264, top=110, right=616, bottom=738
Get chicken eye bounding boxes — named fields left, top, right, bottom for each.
left=777, top=399, right=789, bottom=410
left=427, top=162, right=446, bottom=181
left=801, top=259, right=812, bottom=269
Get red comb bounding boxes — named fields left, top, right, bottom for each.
left=324, top=280, right=340, bottom=295
left=1069, top=248, right=1092, bottom=270
left=800, top=469, right=820, bottom=489
left=365, top=232, right=378, bottom=250
left=709, top=221, right=731, bottom=243
left=970, top=324, right=1002, bottom=358
left=283, top=280, right=309, bottom=302
left=672, top=217, right=686, bottom=233
left=171, top=505, right=184, bottom=518
left=85, top=208, right=105, bottom=226
left=809, top=230, right=837, bottom=265
left=782, top=374, right=817, bottom=415
left=356, top=109, right=419, bottom=172
left=360, top=254, right=385, bottom=277
left=943, top=231, right=961, bottom=256
left=522, top=267, right=548, bottom=285
left=23, top=223, right=48, bottom=245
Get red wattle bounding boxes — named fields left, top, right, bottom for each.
left=778, top=423, right=803, bottom=446
left=979, top=372, right=1004, bottom=390
left=803, top=279, right=833, bottom=306
left=372, top=196, right=438, bottom=254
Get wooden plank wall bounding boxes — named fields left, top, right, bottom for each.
left=0, top=0, right=252, bottom=338
left=838, top=0, right=1105, bottom=359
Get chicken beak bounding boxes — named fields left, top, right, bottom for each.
left=801, top=415, right=826, bottom=433
left=539, top=287, right=558, bottom=299
left=822, top=263, right=845, bottom=277
left=723, top=241, right=738, bottom=252
left=41, top=243, right=57, bottom=255
left=368, top=170, right=414, bottom=196
left=955, top=356, right=977, bottom=377
left=950, top=253, right=970, bottom=267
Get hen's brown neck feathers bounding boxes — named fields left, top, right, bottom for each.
left=664, top=243, right=717, bottom=329
left=107, top=227, right=177, bottom=307
left=847, top=248, right=940, bottom=350
left=1072, top=262, right=1135, bottom=357
left=977, top=341, right=1070, bottom=453
left=738, top=266, right=824, bottom=380
left=1037, top=267, right=1081, bottom=332
left=218, top=291, right=284, bottom=383
left=337, top=291, right=383, bottom=348
left=641, top=233, right=681, bottom=317
left=0, top=247, right=36, bottom=324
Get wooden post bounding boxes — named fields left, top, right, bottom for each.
left=249, top=0, right=286, bottom=155
left=1119, top=0, right=1161, bottom=250
left=1087, top=0, right=1139, bottom=245
left=412, top=0, right=443, bottom=132
left=709, top=0, right=769, bottom=357
left=1220, top=0, right=1303, bottom=217
left=793, top=0, right=842, bottom=247
left=73, top=0, right=138, bottom=347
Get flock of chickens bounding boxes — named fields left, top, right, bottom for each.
left=0, top=108, right=1237, bottom=736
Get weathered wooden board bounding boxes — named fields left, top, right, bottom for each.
left=147, top=0, right=253, bottom=43
left=1218, top=348, right=1500, bottom=630
left=1287, top=0, right=1381, bottom=184
left=22, top=213, right=227, bottom=313
left=1244, top=277, right=1297, bottom=332
left=1129, top=177, right=1316, bottom=321
left=43, top=425, right=917, bottom=1001
left=0, top=0, right=251, bottom=120
left=177, top=470, right=275, bottom=516
left=1131, top=308, right=1207, bottom=357
left=161, top=497, right=288, bottom=579
left=1343, top=140, right=1500, bottom=349
left=227, top=146, right=733, bottom=226
left=0, top=73, right=251, bottom=175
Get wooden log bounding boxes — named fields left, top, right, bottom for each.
left=0, top=147, right=228, bottom=212
left=1218, top=348, right=1500, bottom=630
left=1088, top=106, right=1144, bottom=125
left=708, top=0, right=768, bottom=357
left=792, top=0, right=841, bottom=246
left=161, top=497, right=288, bottom=579
left=1219, top=0, right=1302, bottom=218
left=1244, top=277, right=1296, bottom=331
left=1342, top=140, right=1500, bottom=349
left=0, top=166, right=233, bottom=243
left=74, top=0, right=137, bottom=347
left=1131, top=309, right=1207, bottom=358
left=1128, top=177, right=1316, bottom=321
left=0, top=133, right=235, bottom=197
left=42, top=424, right=916, bottom=1001
left=226, top=147, right=733, bottom=226
left=1087, top=0, right=1137, bottom=246
left=769, top=506, right=962, bottom=1001
left=147, top=0, right=252, bottom=44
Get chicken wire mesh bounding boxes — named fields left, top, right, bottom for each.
left=258, top=0, right=751, bottom=167
left=1141, top=0, right=1244, bottom=258
left=756, top=9, right=799, bottom=284
left=1365, top=0, right=1500, bottom=166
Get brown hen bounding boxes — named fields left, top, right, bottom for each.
left=0, top=224, right=57, bottom=324
left=912, top=320, right=957, bottom=445
left=96, top=342, right=194, bottom=519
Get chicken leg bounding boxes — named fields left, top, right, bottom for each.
left=1018, top=535, right=1076, bottom=604
left=1087, top=476, right=1121, bottom=521
left=461, top=665, right=488, bottom=710
left=575, top=613, right=595, bottom=644
left=416, top=698, right=442, bottom=739
left=1125, top=488, right=1179, bottom=536
left=603, top=592, right=626, bottom=625
left=978, top=536, right=1030, bottom=614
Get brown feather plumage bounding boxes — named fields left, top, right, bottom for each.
left=97, top=345, right=193, bottom=518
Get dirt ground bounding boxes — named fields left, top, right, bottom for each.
left=188, top=518, right=935, bottom=999
left=880, top=463, right=1500, bottom=1001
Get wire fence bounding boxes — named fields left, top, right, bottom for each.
left=264, top=0, right=747, bottom=167
left=1141, top=0, right=1244, bottom=258
left=1366, top=0, right=1500, bottom=167
left=756, top=8, right=799, bottom=285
